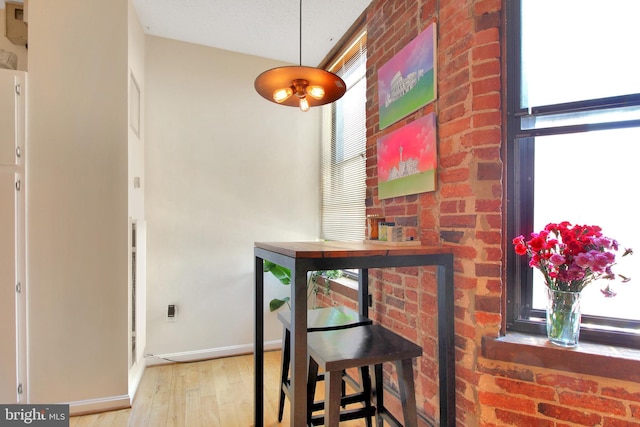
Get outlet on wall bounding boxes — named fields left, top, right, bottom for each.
left=167, top=304, right=176, bottom=322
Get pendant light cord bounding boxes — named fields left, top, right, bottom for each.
left=299, top=0, right=302, bottom=66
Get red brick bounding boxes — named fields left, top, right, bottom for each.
left=441, top=183, right=474, bottom=198
left=476, top=230, right=501, bottom=245
left=475, top=263, right=501, bottom=277
left=439, top=116, right=471, bottom=138
left=473, top=92, right=501, bottom=111
left=484, top=247, right=502, bottom=262
left=440, top=167, right=471, bottom=183
left=474, top=146, right=501, bottom=160
left=477, top=162, right=502, bottom=180
left=603, top=417, right=640, bottom=427
left=536, top=374, right=599, bottom=393
left=475, top=199, right=501, bottom=212
left=472, top=42, right=501, bottom=62
left=602, top=387, right=640, bottom=403
left=456, top=319, right=476, bottom=340
left=441, top=200, right=464, bottom=213
left=478, top=391, right=536, bottom=413
left=441, top=214, right=477, bottom=228
left=461, top=128, right=501, bottom=147
left=472, top=59, right=501, bottom=79
left=472, top=111, right=502, bottom=128
left=440, top=152, right=468, bottom=168
left=495, top=377, right=556, bottom=401
left=538, top=402, right=602, bottom=426
left=476, top=311, right=501, bottom=326
left=473, top=26, right=500, bottom=44
left=472, top=76, right=501, bottom=95
left=559, top=391, right=627, bottom=417
left=495, top=409, right=553, bottom=426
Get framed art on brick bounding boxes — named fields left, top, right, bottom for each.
left=376, top=112, right=437, bottom=200
left=377, top=22, right=437, bottom=130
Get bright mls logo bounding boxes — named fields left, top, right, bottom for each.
left=0, top=405, right=69, bottom=426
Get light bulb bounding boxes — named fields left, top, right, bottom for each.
left=273, top=87, right=293, bottom=103
left=299, top=97, right=310, bottom=112
left=306, top=85, right=325, bottom=100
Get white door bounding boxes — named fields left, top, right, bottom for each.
left=0, top=69, right=26, bottom=403
left=0, top=171, right=19, bottom=402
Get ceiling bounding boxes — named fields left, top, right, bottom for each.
left=131, top=0, right=372, bottom=66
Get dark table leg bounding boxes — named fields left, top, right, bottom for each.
left=437, top=258, right=456, bottom=426
left=289, top=264, right=308, bottom=426
left=254, top=255, right=264, bottom=427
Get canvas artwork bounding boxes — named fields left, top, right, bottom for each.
left=377, top=113, right=437, bottom=200
left=377, top=22, right=437, bottom=130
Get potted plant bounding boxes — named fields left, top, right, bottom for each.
left=263, top=260, right=342, bottom=311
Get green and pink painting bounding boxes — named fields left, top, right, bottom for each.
left=377, top=113, right=437, bottom=200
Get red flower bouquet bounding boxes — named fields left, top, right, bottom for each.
left=513, top=221, right=633, bottom=296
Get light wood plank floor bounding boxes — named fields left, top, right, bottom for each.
left=69, top=351, right=373, bottom=427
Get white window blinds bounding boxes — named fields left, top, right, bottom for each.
left=321, top=32, right=367, bottom=242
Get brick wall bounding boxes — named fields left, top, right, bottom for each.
left=317, top=0, right=640, bottom=425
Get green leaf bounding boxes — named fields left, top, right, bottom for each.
left=269, top=297, right=290, bottom=312
left=263, top=261, right=291, bottom=285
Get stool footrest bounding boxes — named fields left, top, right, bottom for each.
left=310, top=390, right=370, bottom=412
left=310, top=406, right=377, bottom=426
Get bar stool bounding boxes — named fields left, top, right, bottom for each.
left=307, top=323, right=423, bottom=427
left=277, top=306, right=374, bottom=425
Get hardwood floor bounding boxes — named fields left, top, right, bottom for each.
left=69, top=351, right=372, bottom=427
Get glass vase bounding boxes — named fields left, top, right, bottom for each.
left=546, top=288, right=582, bottom=347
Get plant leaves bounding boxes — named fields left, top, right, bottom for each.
left=269, top=297, right=290, bottom=312
left=263, top=261, right=291, bottom=285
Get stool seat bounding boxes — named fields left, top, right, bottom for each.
left=307, top=324, right=422, bottom=427
left=277, top=306, right=374, bottom=425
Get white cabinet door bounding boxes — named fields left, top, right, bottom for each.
left=0, top=70, right=24, bottom=166
left=0, top=171, right=18, bottom=403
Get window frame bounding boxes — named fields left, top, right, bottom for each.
left=505, top=0, right=640, bottom=348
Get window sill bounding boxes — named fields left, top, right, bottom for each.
left=482, top=332, right=640, bottom=382
left=317, top=276, right=373, bottom=307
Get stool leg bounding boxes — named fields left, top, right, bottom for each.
left=395, top=358, right=418, bottom=427
left=325, top=369, right=342, bottom=427
left=359, top=366, right=373, bottom=427
left=277, top=327, right=290, bottom=422
left=373, top=363, right=384, bottom=427
left=341, top=370, right=347, bottom=408
left=307, top=356, right=319, bottom=426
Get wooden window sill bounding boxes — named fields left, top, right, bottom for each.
left=482, top=333, right=640, bottom=382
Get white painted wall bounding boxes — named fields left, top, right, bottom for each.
left=17, top=0, right=320, bottom=411
left=26, top=0, right=129, bottom=413
left=144, top=36, right=321, bottom=361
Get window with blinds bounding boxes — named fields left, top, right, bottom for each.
left=320, top=31, right=367, bottom=242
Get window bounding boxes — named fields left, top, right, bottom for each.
left=506, top=0, right=640, bottom=347
left=320, top=31, right=367, bottom=243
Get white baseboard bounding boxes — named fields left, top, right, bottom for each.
left=67, top=394, right=131, bottom=416
left=144, top=340, right=282, bottom=366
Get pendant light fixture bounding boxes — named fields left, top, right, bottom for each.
left=254, top=0, right=346, bottom=112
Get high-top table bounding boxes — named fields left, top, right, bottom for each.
left=254, top=241, right=455, bottom=427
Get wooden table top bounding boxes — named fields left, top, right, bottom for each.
left=255, top=240, right=453, bottom=259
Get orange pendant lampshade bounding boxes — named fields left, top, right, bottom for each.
left=254, top=0, right=346, bottom=111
